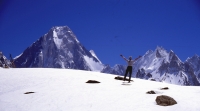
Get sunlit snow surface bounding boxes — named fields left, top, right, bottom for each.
left=0, top=68, right=200, bottom=111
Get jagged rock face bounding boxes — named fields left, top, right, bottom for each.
left=0, top=52, right=5, bottom=67
left=14, top=26, right=102, bottom=70
left=136, top=68, right=152, bottom=80
left=168, top=51, right=183, bottom=73
left=132, top=47, right=170, bottom=79
left=0, top=52, right=11, bottom=68
left=186, top=55, right=200, bottom=79
left=131, top=47, right=200, bottom=86
left=101, top=64, right=126, bottom=76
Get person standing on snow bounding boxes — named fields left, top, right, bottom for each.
left=120, top=55, right=141, bottom=83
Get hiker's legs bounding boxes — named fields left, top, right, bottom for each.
left=128, top=67, right=132, bottom=82
left=124, top=68, right=129, bottom=81
left=124, top=66, right=132, bottom=81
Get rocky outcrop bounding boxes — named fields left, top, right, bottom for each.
left=0, top=52, right=11, bottom=68
left=156, top=95, right=177, bottom=106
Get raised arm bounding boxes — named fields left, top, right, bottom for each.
left=132, top=56, right=142, bottom=62
left=120, top=54, right=129, bottom=62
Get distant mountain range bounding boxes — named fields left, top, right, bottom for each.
left=2, top=26, right=200, bottom=86
left=133, top=47, right=200, bottom=86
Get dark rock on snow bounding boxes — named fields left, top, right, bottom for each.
left=156, top=95, right=177, bottom=106
left=24, top=92, right=35, bottom=94
left=161, top=87, right=169, bottom=90
left=146, top=90, right=156, bottom=94
left=114, top=76, right=133, bottom=81
left=86, top=80, right=100, bottom=83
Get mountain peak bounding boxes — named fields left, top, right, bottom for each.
left=168, top=50, right=182, bottom=62
left=155, top=46, right=168, bottom=58
left=187, top=54, right=200, bottom=62
left=51, top=26, right=70, bottom=30
left=51, top=26, right=74, bottom=35
left=193, top=54, right=199, bottom=58
left=155, top=46, right=166, bottom=51
left=48, top=25, right=80, bottom=49
left=14, top=26, right=101, bottom=70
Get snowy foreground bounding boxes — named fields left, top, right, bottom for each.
left=0, top=68, right=200, bottom=111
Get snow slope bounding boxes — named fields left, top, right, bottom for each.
left=0, top=68, right=200, bottom=111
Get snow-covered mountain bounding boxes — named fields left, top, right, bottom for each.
left=134, top=47, right=199, bottom=86
left=103, top=46, right=200, bottom=86
left=185, top=55, right=200, bottom=79
left=14, top=26, right=103, bottom=71
left=0, top=52, right=11, bottom=68
left=1, top=68, right=200, bottom=111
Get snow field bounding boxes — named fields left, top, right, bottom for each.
left=0, top=68, right=200, bottom=111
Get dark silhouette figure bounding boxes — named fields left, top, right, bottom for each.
left=120, top=55, right=141, bottom=82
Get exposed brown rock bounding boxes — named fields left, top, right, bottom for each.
left=156, top=95, right=177, bottom=106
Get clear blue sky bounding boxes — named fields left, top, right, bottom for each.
left=1, top=0, right=200, bottom=66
